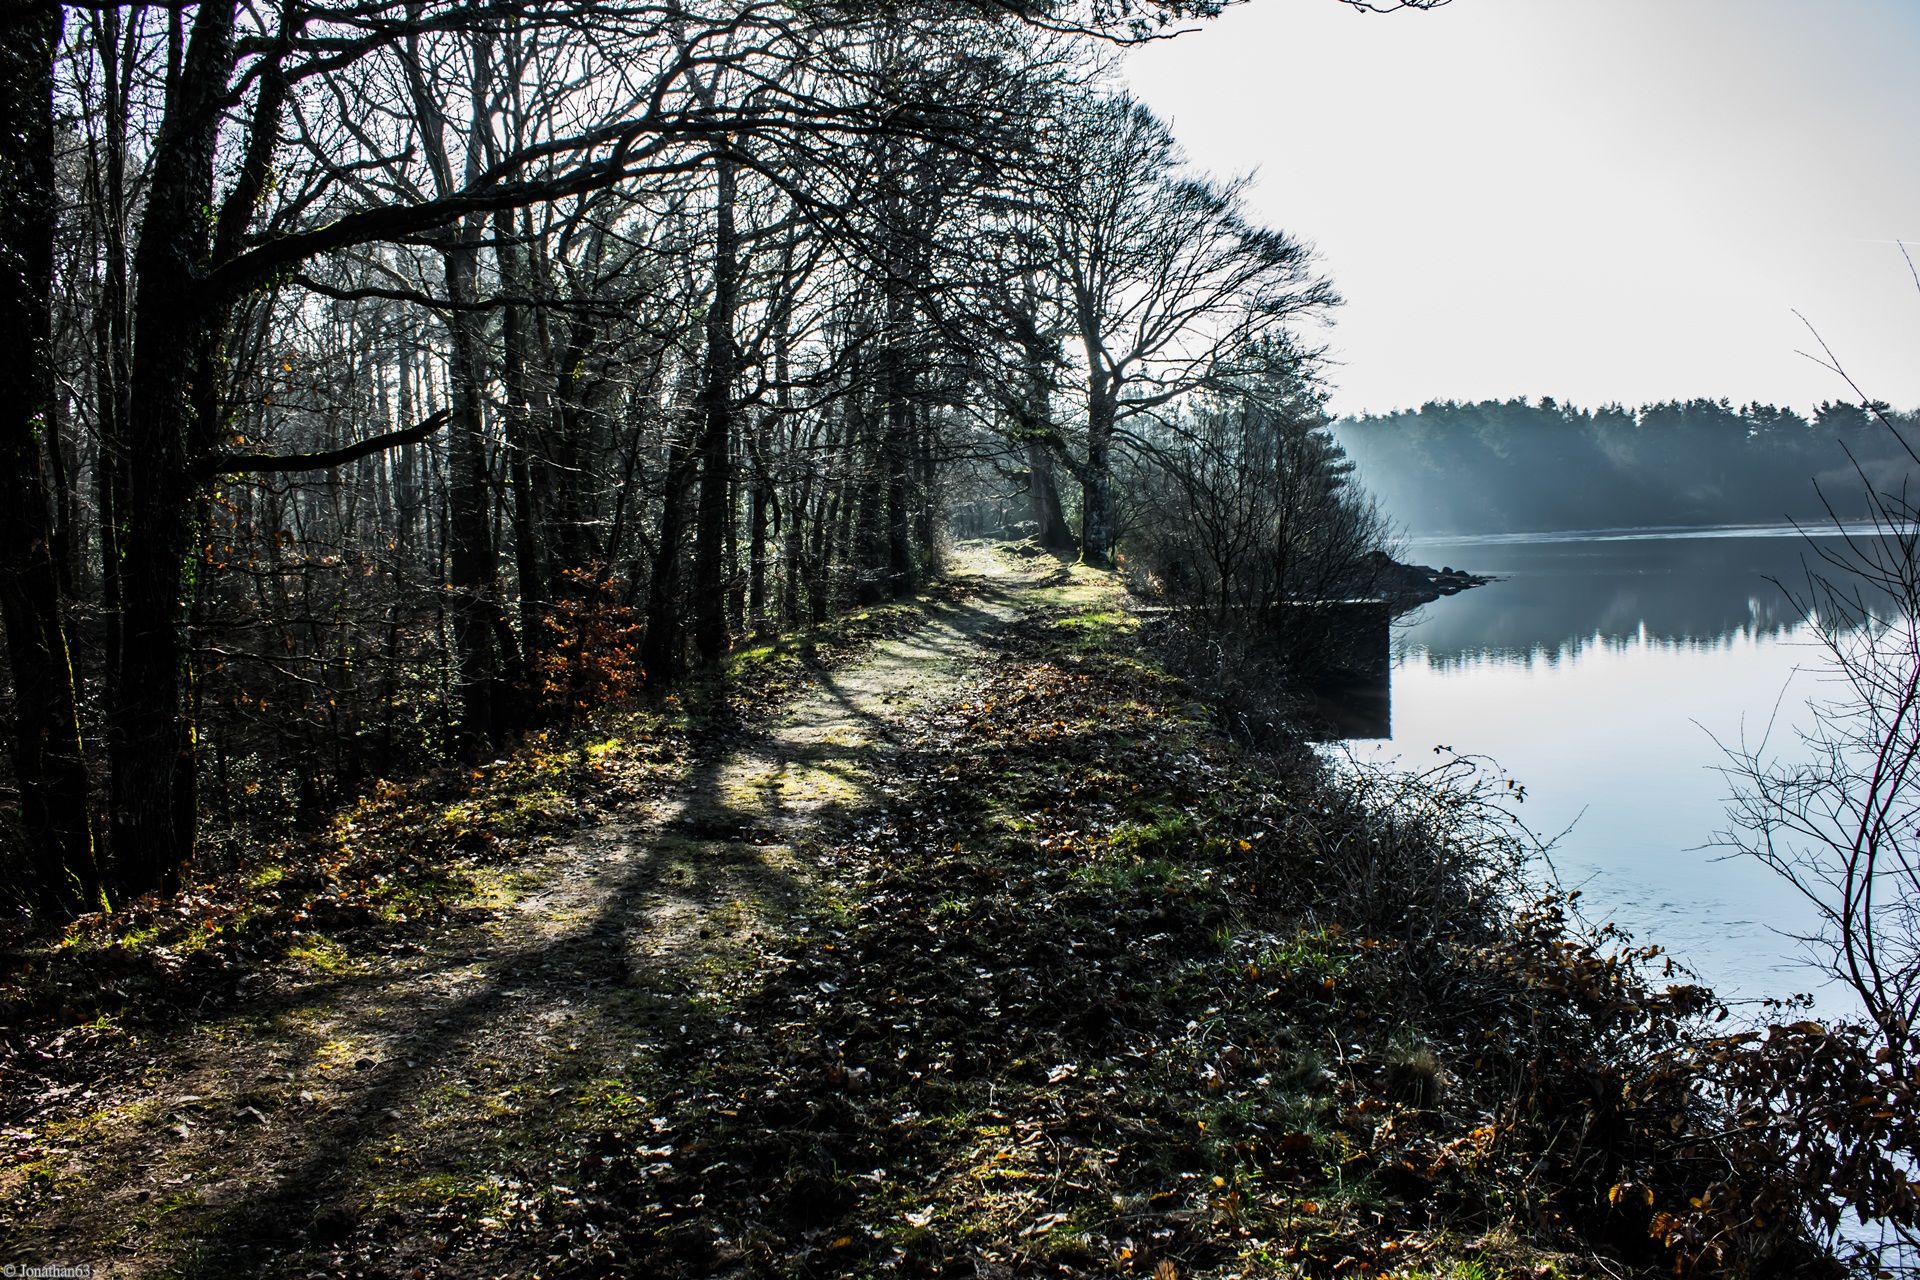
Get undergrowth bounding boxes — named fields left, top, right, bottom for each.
left=511, top=592, right=1843, bottom=1278
left=0, top=554, right=1874, bottom=1277
left=0, top=595, right=940, bottom=1120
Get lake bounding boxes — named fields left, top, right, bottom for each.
left=1344, top=524, right=1874, bottom=1015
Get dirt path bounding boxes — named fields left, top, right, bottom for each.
left=4, top=548, right=1052, bottom=1278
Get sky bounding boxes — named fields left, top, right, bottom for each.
left=1124, top=0, right=1920, bottom=419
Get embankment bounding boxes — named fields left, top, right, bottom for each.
left=0, top=546, right=1840, bottom=1278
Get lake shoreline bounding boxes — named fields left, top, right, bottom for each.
left=0, top=546, right=1859, bottom=1278
left=1374, top=550, right=1496, bottom=607
left=1373, top=523, right=1845, bottom=1011
left=1403, top=518, right=1878, bottom=546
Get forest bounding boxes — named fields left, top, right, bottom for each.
left=1336, top=396, right=1920, bottom=535
left=0, top=0, right=1398, bottom=922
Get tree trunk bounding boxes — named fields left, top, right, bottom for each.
left=853, top=395, right=888, bottom=605
left=726, top=430, right=744, bottom=634
left=89, top=6, right=132, bottom=692
left=691, top=154, right=738, bottom=664
left=882, top=277, right=915, bottom=597
left=0, top=0, right=103, bottom=915
left=1019, top=317, right=1075, bottom=553
left=1027, top=441, right=1073, bottom=552
left=108, top=0, right=236, bottom=897
left=1081, top=365, right=1116, bottom=567
left=747, top=417, right=771, bottom=630
left=495, top=210, right=547, bottom=692
left=915, top=403, right=937, bottom=568
left=641, top=370, right=700, bottom=683
left=773, top=292, right=801, bottom=628
left=442, top=226, right=513, bottom=755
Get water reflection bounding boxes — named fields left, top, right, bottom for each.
left=1399, top=530, right=1831, bottom=667
left=1355, top=526, right=1880, bottom=1011
left=1307, top=671, right=1390, bottom=740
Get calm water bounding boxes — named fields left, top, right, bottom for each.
left=1346, top=524, right=1871, bottom=1013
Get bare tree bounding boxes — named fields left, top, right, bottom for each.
left=1128, top=338, right=1392, bottom=655
left=1720, top=427, right=1920, bottom=1071
left=1038, top=94, right=1337, bottom=565
left=1712, top=342, right=1920, bottom=1264
left=69, top=0, right=1037, bottom=893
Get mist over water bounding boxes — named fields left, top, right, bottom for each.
left=1347, top=525, right=1871, bottom=1015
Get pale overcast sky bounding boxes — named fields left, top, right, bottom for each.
left=1125, top=0, right=1920, bottom=418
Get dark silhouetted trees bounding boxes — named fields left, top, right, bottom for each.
left=1, top=0, right=1416, bottom=922
left=1338, top=396, right=1920, bottom=535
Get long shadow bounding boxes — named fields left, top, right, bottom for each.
left=775, top=590, right=1026, bottom=747
left=148, top=595, right=1014, bottom=1275
left=144, top=763, right=770, bottom=1270
left=547, top=698, right=1263, bottom=1277
left=158, top=560, right=1616, bottom=1277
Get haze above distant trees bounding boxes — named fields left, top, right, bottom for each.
left=1336, top=397, right=1920, bottom=536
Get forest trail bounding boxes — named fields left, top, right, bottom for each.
left=5, top=546, right=1070, bottom=1278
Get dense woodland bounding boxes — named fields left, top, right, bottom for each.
left=1337, top=396, right=1920, bottom=535
left=0, top=0, right=1419, bottom=922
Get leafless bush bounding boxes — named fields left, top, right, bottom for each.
left=1292, top=747, right=1539, bottom=950
left=1146, top=616, right=1318, bottom=747
left=1713, top=437, right=1920, bottom=1268
left=1126, top=339, right=1399, bottom=713
left=1702, top=311, right=1920, bottom=1270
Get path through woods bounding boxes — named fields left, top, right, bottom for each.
left=7, top=547, right=1061, bottom=1277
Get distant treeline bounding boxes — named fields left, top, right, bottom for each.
left=1334, top=397, right=1920, bottom=535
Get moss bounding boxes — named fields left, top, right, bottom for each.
left=463, top=865, right=537, bottom=911
left=286, top=934, right=356, bottom=975
left=730, top=641, right=780, bottom=665
left=36, top=1094, right=161, bottom=1143
left=1069, top=854, right=1183, bottom=893
left=573, top=1076, right=651, bottom=1120
left=770, top=757, right=866, bottom=809
left=1048, top=606, right=1140, bottom=652
left=313, top=1036, right=365, bottom=1071
left=1105, top=810, right=1195, bottom=857
left=372, top=1170, right=509, bottom=1214
left=439, top=798, right=481, bottom=827
left=148, top=1184, right=206, bottom=1228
